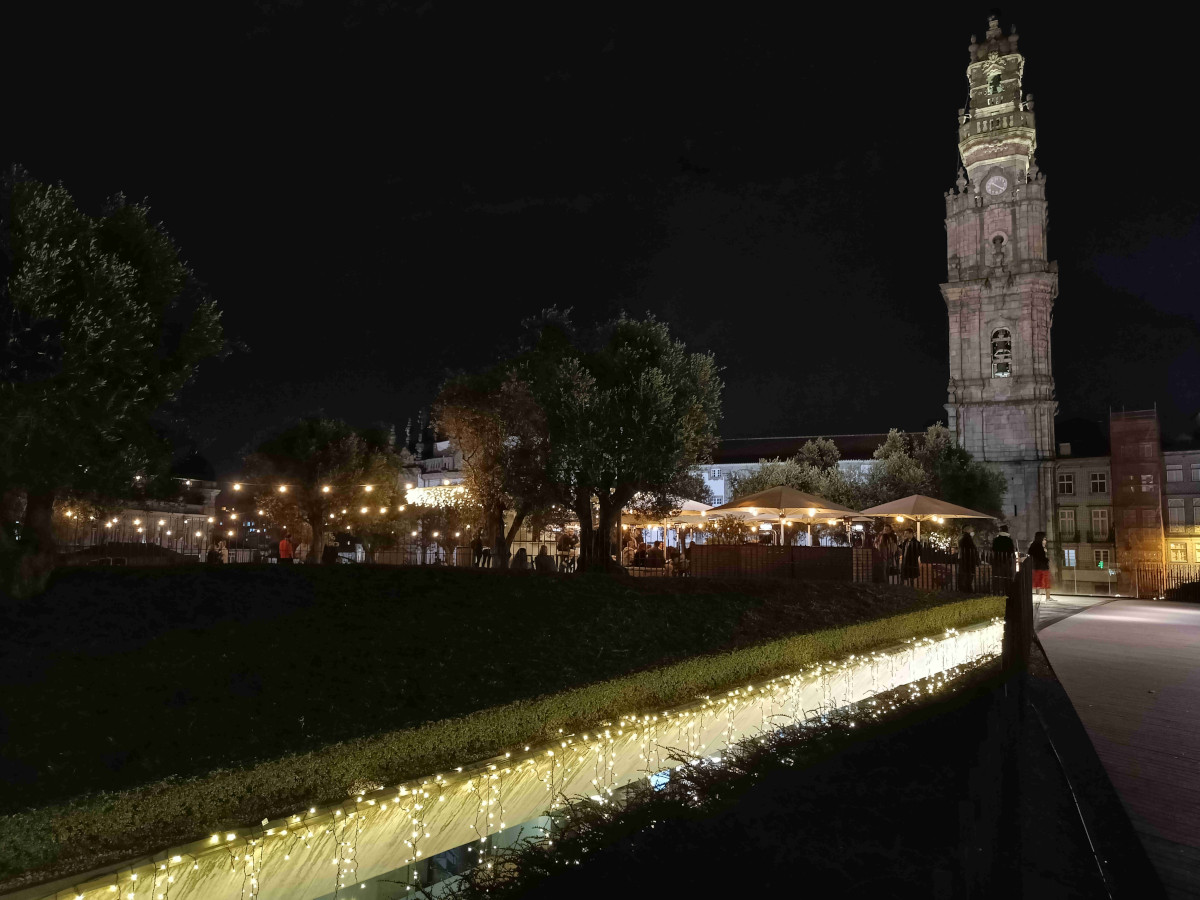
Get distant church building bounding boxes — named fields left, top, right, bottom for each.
left=942, top=15, right=1055, bottom=550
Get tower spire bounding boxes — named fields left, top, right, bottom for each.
left=940, top=16, right=1057, bottom=547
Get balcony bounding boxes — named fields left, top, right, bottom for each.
left=1087, top=529, right=1115, bottom=544
left=1060, top=531, right=1081, bottom=543
left=1167, top=524, right=1200, bottom=536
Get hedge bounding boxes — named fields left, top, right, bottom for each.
left=0, top=594, right=1002, bottom=889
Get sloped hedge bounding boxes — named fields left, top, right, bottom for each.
left=0, top=593, right=1002, bottom=890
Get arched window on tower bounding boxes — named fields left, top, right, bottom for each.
left=988, top=73, right=1002, bottom=95
left=991, top=328, right=1012, bottom=377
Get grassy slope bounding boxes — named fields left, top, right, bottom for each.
left=0, top=566, right=1002, bottom=886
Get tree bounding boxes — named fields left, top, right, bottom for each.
left=0, top=169, right=224, bottom=595
left=529, top=313, right=723, bottom=571
left=434, top=372, right=555, bottom=568
left=730, top=439, right=861, bottom=508
left=863, top=425, right=1006, bottom=514
left=242, top=418, right=410, bottom=562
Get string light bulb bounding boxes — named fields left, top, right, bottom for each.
left=233, top=484, right=242, bottom=491
left=360, top=507, right=369, bottom=514
left=278, top=486, right=288, bottom=493
left=364, top=485, right=374, bottom=493
left=322, top=486, right=331, bottom=493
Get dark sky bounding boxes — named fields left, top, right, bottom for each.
left=9, top=3, right=1199, bottom=473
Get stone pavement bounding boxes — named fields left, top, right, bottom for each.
left=1034, top=593, right=1114, bottom=632
left=1039, top=600, right=1200, bottom=899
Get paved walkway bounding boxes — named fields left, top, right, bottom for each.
left=1039, top=600, right=1200, bottom=899
left=1035, top=593, right=1114, bottom=632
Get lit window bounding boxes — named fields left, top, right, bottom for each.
left=1166, top=465, right=1183, bottom=483
left=1090, top=508, right=1109, bottom=540
left=991, top=328, right=1012, bottom=378
left=1057, top=473, right=1074, bottom=495
left=1169, top=542, right=1187, bottom=563
left=1062, top=548, right=1076, bottom=568
left=988, top=72, right=1002, bottom=94
left=1058, top=508, right=1076, bottom=538
left=1140, top=474, right=1155, bottom=492
left=1094, top=549, right=1111, bottom=568
left=1090, top=472, right=1107, bottom=494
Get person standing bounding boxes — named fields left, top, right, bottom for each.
left=899, top=528, right=923, bottom=586
left=216, top=538, right=229, bottom=565
left=471, top=532, right=484, bottom=567
left=991, top=524, right=1016, bottom=592
left=278, top=533, right=294, bottom=565
left=874, top=523, right=899, bottom=582
left=1027, top=531, right=1052, bottom=603
left=322, top=532, right=339, bottom=565
left=957, top=526, right=979, bottom=593
left=295, top=539, right=309, bottom=565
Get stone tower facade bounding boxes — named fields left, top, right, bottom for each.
left=942, top=15, right=1057, bottom=547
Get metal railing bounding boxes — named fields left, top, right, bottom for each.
left=1127, top=562, right=1200, bottom=600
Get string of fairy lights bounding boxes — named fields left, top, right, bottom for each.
left=38, top=619, right=1001, bottom=900
left=48, top=478, right=486, bottom=554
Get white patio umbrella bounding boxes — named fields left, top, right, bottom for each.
left=857, top=494, right=994, bottom=539
left=709, top=486, right=861, bottom=545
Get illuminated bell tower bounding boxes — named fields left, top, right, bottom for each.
left=941, top=15, right=1056, bottom=546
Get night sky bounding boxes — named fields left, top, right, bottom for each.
left=9, top=4, right=1199, bottom=474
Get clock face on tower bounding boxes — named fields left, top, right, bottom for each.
left=985, top=174, right=1008, bottom=195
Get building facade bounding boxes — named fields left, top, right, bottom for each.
left=1164, top=446, right=1200, bottom=566
left=941, top=15, right=1056, bottom=551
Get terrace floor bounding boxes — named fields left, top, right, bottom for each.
left=1040, top=599, right=1200, bottom=899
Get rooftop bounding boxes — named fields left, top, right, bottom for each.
left=712, top=433, right=894, bottom=465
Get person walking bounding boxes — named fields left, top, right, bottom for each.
left=278, top=533, right=294, bottom=565
left=899, top=527, right=924, bottom=586
left=991, top=524, right=1016, bottom=592
left=957, top=526, right=979, bottom=593
left=471, top=532, right=484, bottom=567
left=1027, top=531, right=1052, bottom=603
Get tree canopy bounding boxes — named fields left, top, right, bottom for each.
left=434, top=371, right=554, bottom=566
left=242, top=418, right=411, bottom=562
left=528, top=312, right=723, bottom=568
left=730, top=426, right=1006, bottom=528
left=1, top=168, right=224, bottom=594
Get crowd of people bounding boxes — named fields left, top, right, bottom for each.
left=869, top=521, right=1050, bottom=596
left=620, top=535, right=691, bottom=575
left=212, top=524, right=1055, bottom=597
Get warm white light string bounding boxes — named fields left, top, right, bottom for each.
left=37, top=618, right=1001, bottom=900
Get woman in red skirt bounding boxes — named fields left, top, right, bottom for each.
left=1027, top=531, right=1052, bottom=603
